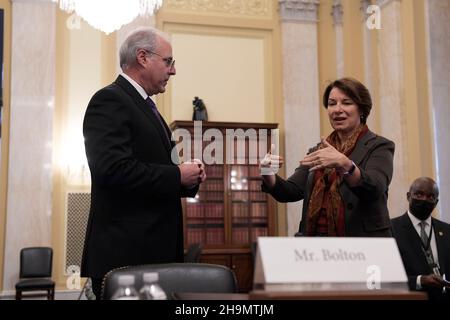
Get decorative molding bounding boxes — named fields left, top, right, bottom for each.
left=377, top=0, right=401, bottom=9
left=165, top=0, right=271, bottom=17
left=360, top=0, right=371, bottom=21
left=279, top=0, right=319, bottom=23
left=331, top=0, right=343, bottom=26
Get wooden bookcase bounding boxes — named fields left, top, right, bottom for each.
left=170, top=121, right=278, bottom=292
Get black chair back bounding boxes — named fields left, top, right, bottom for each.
left=20, top=247, right=53, bottom=278
left=102, top=263, right=237, bottom=300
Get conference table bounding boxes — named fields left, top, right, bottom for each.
left=173, top=290, right=427, bottom=300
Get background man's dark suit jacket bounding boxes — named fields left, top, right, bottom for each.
left=263, top=130, right=394, bottom=236
left=81, top=75, right=197, bottom=279
left=391, top=213, right=450, bottom=300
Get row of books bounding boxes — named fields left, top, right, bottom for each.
left=232, top=217, right=268, bottom=225
left=186, top=218, right=223, bottom=226
left=248, top=180, right=263, bottom=191
left=250, top=227, right=269, bottom=241
left=205, top=165, right=223, bottom=178
left=186, top=228, right=225, bottom=245
left=199, top=179, right=223, bottom=191
left=196, top=191, right=224, bottom=201
left=186, top=204, right=224, bottom=218
left=231, top=203, right=268, bottom=217
left=230, top=166, right=249, bottom=178
left=229, top=165, right=263, bottom=178
left=186, top=227, right=268, bottom=245
left=231, top=191, right=266, bottom=202
left=249, top=202, right=268, bottom=216
left=232, top=227, right=268, bottom=244
left=231, top=192, right=248, bottom=201
left=248, top=166, right=262, bottom=177
left=186, top=202, right=267, bottom=218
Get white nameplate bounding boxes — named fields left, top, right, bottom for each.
left=253, top=237, right=408, bottom=291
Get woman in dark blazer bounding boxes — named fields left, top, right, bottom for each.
left=261, top=78, right=394, bottom=237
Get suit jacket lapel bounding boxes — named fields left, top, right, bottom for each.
left=400, top=213, right=430, bottom=269
left=433, top=218, right=448, bottom=272
left=348, top=130, right=377, bottom=165
left=338, top=130, right=375, bottom=228
left=115, top=76, right=173, bottom=155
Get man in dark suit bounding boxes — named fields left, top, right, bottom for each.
left=391, top=177, right=450, bottom=300
left=81, top=27, right=206, bottom=299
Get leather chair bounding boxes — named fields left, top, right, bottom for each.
left=184, top=243, right=202, bottom=263
left=101, top=263, right=238, bottom=300
left=15, top=247, right=55, bottom=300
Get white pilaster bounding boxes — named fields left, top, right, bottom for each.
left=279, top=0, right=321, bottom=236
left=376, top=0, right=408, bottom=219
left=425, top=0, right=450, bottom=223
left=332, top=0, right=344, bottom=78
left=279, top=0, right=320, bottom=23
left=3, top=0, right=56, bottom=292
left=360, top=0, right=377, bottom=130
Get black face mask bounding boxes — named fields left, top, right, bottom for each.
left=410, top=198, right=435, bottom=220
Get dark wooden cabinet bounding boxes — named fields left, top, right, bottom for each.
left=170, top=121, right=278, bottom=292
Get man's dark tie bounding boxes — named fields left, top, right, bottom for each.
left=419, top=221, right=437, bottom=270
left=146, top=97, right=171, bottom=144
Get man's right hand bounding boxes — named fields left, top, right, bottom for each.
left=421, top=274, right=448, bottom=289
left=179, top=161, right=204, bottom=189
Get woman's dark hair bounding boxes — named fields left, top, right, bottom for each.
left=322, top=77, right=372, bottom=124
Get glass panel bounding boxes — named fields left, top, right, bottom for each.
left=231, top=202, right=249, bottom=244
left=230, top=164, right=268, bottom=244
left=185, top=164, right=225, bottom=246
left=204, top=164, right=223, bottom=178
left=205, top=203, right=224, bottom=245
left=230, top=165, right=248, bottom=191
left=186, top=219, right=205, bottom=245
left=180, top=124, right=277, bottom=248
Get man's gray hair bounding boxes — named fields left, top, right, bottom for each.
left=119, top=27, right=170, bottom=70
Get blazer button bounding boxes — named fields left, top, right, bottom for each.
left=347, top=203, right=354, bottom=210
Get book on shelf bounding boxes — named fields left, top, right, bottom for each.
left=248, top=180, right=262, bottom=190
left=231, top=191, right=248, bottom=201
left=206, top=227, right=225, bottom=244
left=232, top=203, right=250, bottom=217
left=251, top=228, right=268, bottom=242
left=232, top=228, right=250, bottom=244
left=187, top=228, right=204, bottom=245
left=250, top=191, right=266, bottom=201
left=205, top=165, right=223, bottom=178
left=186, top=204, right=204, bottom=218
left=248, top=166, right=261, bottom=177
left=251, top=203, right=267, bottom=217
left=204, top=203, right=224, bottom=218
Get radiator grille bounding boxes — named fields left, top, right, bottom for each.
left=65, top=192, right=91, bottom=272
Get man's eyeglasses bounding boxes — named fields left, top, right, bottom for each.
left=145, top=50, right=175, bottom=69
